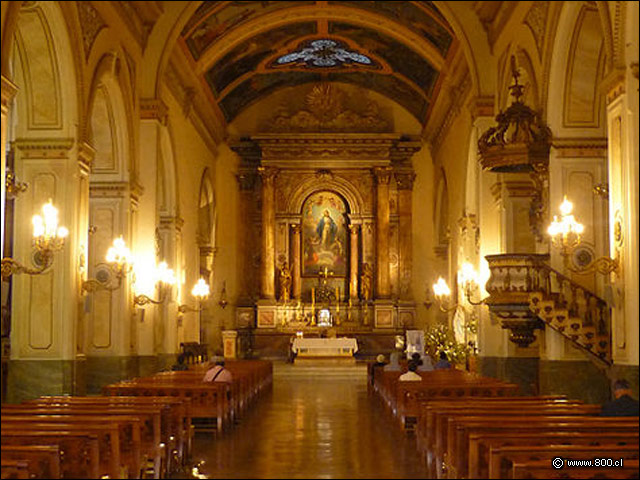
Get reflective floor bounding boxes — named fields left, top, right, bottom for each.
left=183, top=363, right=426, bottom=479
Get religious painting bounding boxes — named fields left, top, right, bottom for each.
left=302, top=192, right=348, bottom=277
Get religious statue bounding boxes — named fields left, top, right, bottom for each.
left=279, top=262, right=292, bottom=303
left=360, top=262, right=373, bottom=301
left=317, top=209, right=338, bottom=250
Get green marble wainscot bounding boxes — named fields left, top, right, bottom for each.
left=6, top=360, right=77, bottom=403
left=538, top=359, right=610, bottom=404
left=475, top=356, right=540, bottom=396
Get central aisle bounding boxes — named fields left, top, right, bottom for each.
left=189, top=362, right=427, bottom=479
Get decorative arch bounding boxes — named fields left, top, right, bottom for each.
left=288, top=174, right=365, bottom=216
left=197, top=169, right=216, bottom=248
left=434, top=170, right=450, bottom=258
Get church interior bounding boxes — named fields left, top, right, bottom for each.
left=1, top=1, right=639, bottom=479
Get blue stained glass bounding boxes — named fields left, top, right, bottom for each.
left=275, top=39, right=373, bottom=68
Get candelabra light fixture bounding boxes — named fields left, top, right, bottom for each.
left=178, top=278, right=210, bottom=313
left=5, top=169, right=28, bottom=199
left=2, top=200, right=68, bottom=280
left=547, top=196, right=620, bottom=275
left=432, top=277, right=456, bottom=312
left=218, top=280, right=228, bottom=309
left=458, top=262, right=487, bottom=306
left=81, top=236, right=133, bottom=293
left=133, top=261, right=176, bottom=307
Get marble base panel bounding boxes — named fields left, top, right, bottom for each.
left=6, top=360, right=79, bottom=404
left=86, top=355, right=167, bottom=394
left=476, top=356, right=614, bottom=403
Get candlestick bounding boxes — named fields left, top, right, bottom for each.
left=336, top=286, right=340, bottom=313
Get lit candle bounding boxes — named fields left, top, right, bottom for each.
left=336, top=287, right=340, bottom=313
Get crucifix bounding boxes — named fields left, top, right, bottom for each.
left=319, top=266, right=334, bottom=285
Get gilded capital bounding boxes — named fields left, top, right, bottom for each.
left=235, top=172, right=256, bottom=191
left=140, top=98, right=169, bottom=125
left=258, top=166, right=279, bottom=184
left=348, top=224, right=360, bottom=235
left=373, top=167, right=393, bottom=185
left=395, top=172, right=416, bottom=190
left=291, top=223, right=301, bottom=234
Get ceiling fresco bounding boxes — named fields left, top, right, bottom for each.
left=180, top=1, right=455, bottom=127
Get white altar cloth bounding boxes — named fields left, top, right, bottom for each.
left=292, top=338, right=358, bottom=357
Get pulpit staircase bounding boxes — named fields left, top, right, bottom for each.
left=528, top=264, right=612, bottom=366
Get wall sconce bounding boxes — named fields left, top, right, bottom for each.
left=218, top=280, right=228, bottom=309
left=458, top=262, right=488, bottom=306
left=178, top=278, right=210, bottom=313
left=5, top=168, right=28, bottom=200
left=547, top=196, right=619, bottom=275
left=432, top=277, right=456, bottom=312
left=133, top=261, right=176, bottom=307
left=2, top=200, right=68, bottom=280
left=81, top=236, right=133, bottom=293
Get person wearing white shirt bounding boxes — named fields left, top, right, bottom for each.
left=398, top=362, right=422, bottom=381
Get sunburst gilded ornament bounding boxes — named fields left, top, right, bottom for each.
left=274, top=39, right=375, bottom=68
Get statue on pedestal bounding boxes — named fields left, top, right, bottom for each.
left=279, top=262, right=292, bottom=303
left=360, top=262, right=373, bottom=301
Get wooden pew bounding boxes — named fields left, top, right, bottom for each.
left=421, top=400, right=599, bottom=477
left=31, top=395, right=193, bottom=467
left=511, top=458, right=639, bottom=479
left=1, top=445, right=61, bottom=479
left=489, top=444, right=640, bottom=479
left=0, top=460, right=29, bottom=479
left=1, top=418, right=134, bottom=479
left=1, top=430, right=100, bottom=479
left=2, top=406, right=155, bottom=479
left=446, top=416, right=639, bottom=479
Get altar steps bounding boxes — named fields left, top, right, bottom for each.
left=273, top=362, right=367, bottom=379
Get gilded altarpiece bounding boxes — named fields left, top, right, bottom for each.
left=232, top=84, right=421, bottom=351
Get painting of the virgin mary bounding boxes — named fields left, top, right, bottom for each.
left=302, top=192, right=348, bottom=276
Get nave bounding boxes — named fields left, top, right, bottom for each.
left=183, top=365, right=426, bottom=480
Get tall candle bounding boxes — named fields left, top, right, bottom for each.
left=336, top=287, right=340, bottom=313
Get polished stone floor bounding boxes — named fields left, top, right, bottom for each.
left=183, top=363, right=426, bottom=479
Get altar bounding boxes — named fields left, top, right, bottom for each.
left=292, top=337, right=358, bottom=364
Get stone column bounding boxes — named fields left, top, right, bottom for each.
left=258, top=167, right=278, bottom=299
left=395, top=172, right=416, bottom=300
left=235, top=172, right=256, bottom=304
left=1, top=76, right=18, bottom=255
left=374, top=167, right=392, bottom=298
left=349, top=224, right=360, bottom=300
left=291, top=224, right=302, bottom=299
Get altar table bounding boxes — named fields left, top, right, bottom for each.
left=292, top=337, right=358, bottom=358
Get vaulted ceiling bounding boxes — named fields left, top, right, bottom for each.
left=176, top=1, right=457, bottom=126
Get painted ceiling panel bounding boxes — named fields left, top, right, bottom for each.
left=329, top=22, right=439, bottom=95
left=184, top=1, right=314, bottom=59
left=207, top=22, right=317, bottom=97
left=329, top=1, right=453, bottom=56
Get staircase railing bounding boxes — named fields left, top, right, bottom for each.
left=484, top=254, right=612, bottom=366
left=528, top=263, right=612, bottom=365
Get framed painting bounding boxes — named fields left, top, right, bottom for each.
left=302, top=191, right=348, bottom=277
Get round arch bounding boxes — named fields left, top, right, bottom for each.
left=287, top=174, right=365, bottom=216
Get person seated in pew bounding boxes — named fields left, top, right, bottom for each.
left=202, top=359, right=233, bottom=383
left=384, top=351, right=402, bottom=372
left=434, top=351, right=452, bottom=370
left=417, top=352, right=434, bottom=372
left=171, top=353, right=189, bottom=371
left=600, top=379, right=639, bottom=417
left=398, top=361, right=423, bottom=381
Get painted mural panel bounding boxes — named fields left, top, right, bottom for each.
left=302, top=192, right=348, bottom=277
left=329, top=1, right=453, bottom=56
left=185, top=1, right=314, bottom=59
left=329, top=22, right=439, bottom=95
left=218, top=71, right=322, bottom=122
left=207, top=22, right=317, bottom=96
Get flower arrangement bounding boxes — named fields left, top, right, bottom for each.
left=424, top=324, right=473, bottom=365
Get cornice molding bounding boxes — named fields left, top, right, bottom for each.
left=13, top=138, right=75, bottom=158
